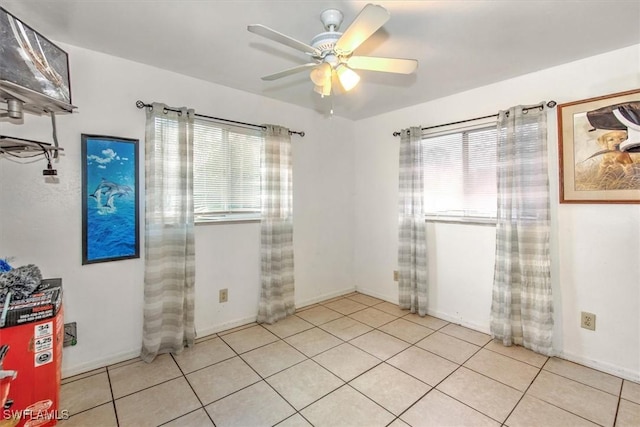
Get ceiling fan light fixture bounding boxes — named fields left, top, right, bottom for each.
left=313, top=84, right=330, bottom=97
left=310, top=63, right=331, bottom=86
left=336, top=64, right=360, bottom=92
left=313, top=74, right=331, bottom=97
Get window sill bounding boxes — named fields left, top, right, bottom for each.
left=425, top=215, right=496, bottom=226
left=195, top=216, right=260, bottom=225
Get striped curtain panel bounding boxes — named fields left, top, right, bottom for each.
left=491, top=104, right=553, bottom=355
left=257, top=125, right=295, bottom=324
left=398, top=127, right=428, bottom=316
left=141, top=103, right=196, bottom=362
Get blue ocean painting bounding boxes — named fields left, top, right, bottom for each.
left=85, top=138, right=137, bottom=261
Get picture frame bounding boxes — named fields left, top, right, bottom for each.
left=558, top=88, right=640, bottom=203
left=81, top=134, right=139, bottom=264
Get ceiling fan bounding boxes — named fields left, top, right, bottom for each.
left=248, top=3, right=418, bottom=97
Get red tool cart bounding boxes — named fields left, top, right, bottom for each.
left=0, top=279, right=63, bottom=427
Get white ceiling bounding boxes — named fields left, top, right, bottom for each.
left=2, top=0, right=639, bottom=120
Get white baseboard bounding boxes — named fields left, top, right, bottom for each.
left=62, top=348, right=140, bottom=378
left=426, top=308, right=491, bottom=335
left=295, top=287, right=356, bottom=309
left=196, top=315, right=258, bottom=338
left=354, top=288, right=491, bottom=335
left=556, top=350, right=640, bottom=383
left=354, top=288, right=396, bottom=304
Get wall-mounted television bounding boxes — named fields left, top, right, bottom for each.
left=0, top=6, right=74, bottom=114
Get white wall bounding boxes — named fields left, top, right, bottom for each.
left=0, top=44, right=355, bottom=376
left=353, top=44, right=640, bottom=381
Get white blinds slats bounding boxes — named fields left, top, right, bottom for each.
left=192, top=120, right=262, bottom=220
left=422, top=126, right=497, bottom=220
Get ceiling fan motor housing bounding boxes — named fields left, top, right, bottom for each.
left=313, top=8, right=345, bottom=63
left=311, top=32, right=342, bottom=62
left=320, top=9, right=343, bottom=31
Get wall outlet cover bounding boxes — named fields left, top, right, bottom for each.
left=219, top=289, right=228, bottom=303
left=581, top=311, right=596, bottom=331
left=64, top=322, right=77, bottom=347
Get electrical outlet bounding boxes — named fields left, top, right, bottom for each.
left=581, top=311, right=596, bottom=331
left=219, top=288, right=228, bottom=303
left=393, top=270, right=399, bottom=282
left=64, top=322, right=77, bottom=347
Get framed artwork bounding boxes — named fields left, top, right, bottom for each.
left=81, top=134, right=139, bottom=264
left=558, top=89, right=640, bottom=203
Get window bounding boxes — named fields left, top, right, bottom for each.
left=193, top=119, right=263, bottom=222
left=422, top=123, right=497, bottom=222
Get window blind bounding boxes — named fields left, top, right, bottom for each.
left=193, top=119, right=262, bottom=221
left=422, top=124, right=498, bottom=220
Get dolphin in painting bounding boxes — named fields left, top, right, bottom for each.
left=90, top=178, right=132, bottom=208
left=103, top=185, right=133, bottom=209
left=89, top=178, right=118, bottom=200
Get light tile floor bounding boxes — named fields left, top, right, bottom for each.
left=59, top=292, right=640, bottom=427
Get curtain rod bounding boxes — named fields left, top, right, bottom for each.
left=392, top=100, right=557, bottom=137
left=135, top=101, right=305, bottom=137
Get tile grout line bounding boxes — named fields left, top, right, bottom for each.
left=612, top=379, right=624, bottom=427
left=105, top=364, right=120, bottom=427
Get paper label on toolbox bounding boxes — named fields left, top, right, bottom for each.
left=34, top=321, right=53, bottom=339
left=34, top=321, right=54, bottom=367
left=34, top=350, right=53, bottom=367
left=34, top=335, right=53, bottom=353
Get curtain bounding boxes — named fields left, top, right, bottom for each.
left=257, top=125, right=295, bottom=324
left=141, top=103, right=196, bottom=363
left=490, top=104, right=553, bottom=355
left=398, top=126, right=428, bottom=315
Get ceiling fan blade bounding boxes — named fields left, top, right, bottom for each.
left=248, top=24, right=321, bottom=56
left=334, top=4, right=390, bottom=55
left=347, top=56, right=418, bottom=74
left=261, top=63, right=318, bottom=81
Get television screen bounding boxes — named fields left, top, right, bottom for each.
left=0, top=6, right=71, bottom=107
